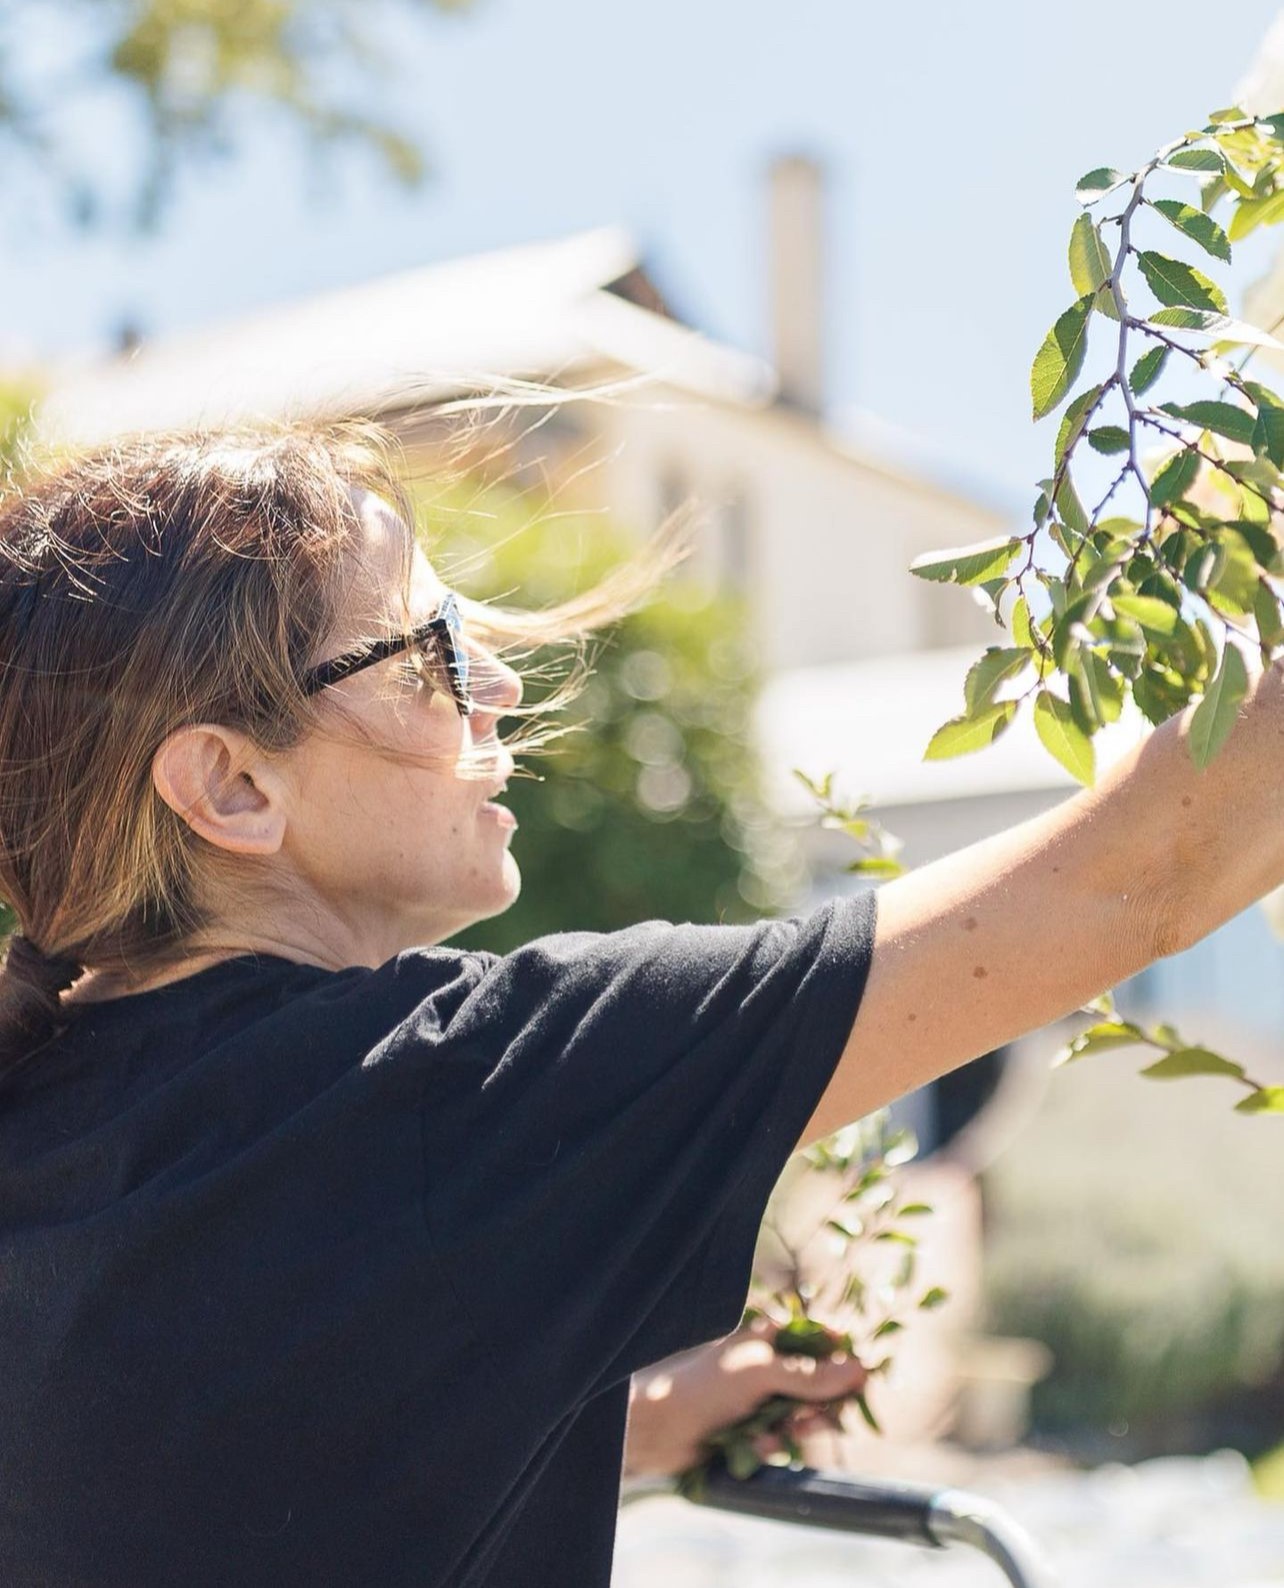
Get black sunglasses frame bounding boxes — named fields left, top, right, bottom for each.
left=300, top=592, right=474, bottom=716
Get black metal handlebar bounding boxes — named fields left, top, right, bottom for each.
left=675, top=1462, right=1060, bottom=1588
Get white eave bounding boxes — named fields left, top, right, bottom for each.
left=39, top=227, right=775, bottom=448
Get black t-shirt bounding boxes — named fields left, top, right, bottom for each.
left=0, top=896, right=876, bottom=1587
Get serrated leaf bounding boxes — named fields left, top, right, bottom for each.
left=1137, top=250, right=1228, bottom=314
left=1032, top=297, right=1094, bottom=421
left=1142, top=1047, right=1246, bottom=1080
left=1054, top=382, right=1106, bottom=464
left=1188, top=642, right=1248, bottom=768
left=910, top=537, right=1021, bottom=587
left=1151, top=198, right=1232, bottom=262
left=1252, top=401, right=1284, bottom=468
left=1159, top=399, right=1255, bottom=446
left=924, top=702, right=1016, bottom=761
left=1148, top=307, right=1284, bottom=350
left=1069, top=212, right=1112, bottom=295
left=1165, top=146, right=1226, bottom=173
left=1076, top=167, right=1127, bottom=203
left=1034, top=690, right=1095, bottom=784
left=1087, top=425, right=1130, bottom=455
left=1149, top=448, right=1200, bottom=508
left=1113, top=592, right=1179, bottom=634
left=964, top=646, right=1029, bottom=712
left=1129, top=345, right=1168, bottom=395
left=1010, top=597, right=1035, bottom=649
left=1235, top=1086, right=1284, bottom=1114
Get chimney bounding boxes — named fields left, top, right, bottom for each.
left=767, top=154, right=827, bottom=417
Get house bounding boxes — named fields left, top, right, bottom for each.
left=39, top=160, right=1004, bottom=680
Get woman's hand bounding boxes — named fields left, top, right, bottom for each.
left=624, top=1318, right=868, bottom=1478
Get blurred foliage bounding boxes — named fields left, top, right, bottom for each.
left=416, top=474, right=796, bottom=953
left=4, top=0, right=472, bottom=226
left=982, top=1048, right=1284, bottom=1446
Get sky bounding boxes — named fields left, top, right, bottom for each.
left=7, top=0, right=1284, bottom=512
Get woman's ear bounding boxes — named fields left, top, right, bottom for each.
left=151, top=726, right=288, bottom=856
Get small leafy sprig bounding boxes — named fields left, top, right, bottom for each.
left=913, top=107, right=1284, bottom=786
left=679, top=1113, right=947, bottom=1491
left=792, top=769, right=904, bottom=879
left=1060, top=991, right=1284, bottom=1114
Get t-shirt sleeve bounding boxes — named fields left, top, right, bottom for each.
left=418, top=893, right=876, bottom=1399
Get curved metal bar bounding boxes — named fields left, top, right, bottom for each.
left=928, top=1488, right=1060, bottom=1588
left=644, top=1462, right=1061, bottom=1588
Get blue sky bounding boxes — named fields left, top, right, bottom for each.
left=8, top=0, right=1284, bottom=509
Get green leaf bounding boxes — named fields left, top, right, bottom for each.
left=1254, top=581, right=1284, bottom=648
left=1151, top=199, right=1232, bottom=262
left=1188, top=642, right=1248, bottom=768
left=1033, top=690, right=1095, bottom=784
left=1055, top=382, right=1106, bottom=464
left=774, top=1318, right=838, bottom=1358
left=1165, top=146, right=1226, bottom=173
left=1010, top=597, right=1035, bottom=649
left=1069, top=213, right=1112, bottom=295
left=1148, top=448, right=1200, bottom=508
left=924, top=701, right=1017, bottom=761
left=853, top=1392, right=881, bottom=1433
left=1148, top=307, right=1284, bottom=350
left=1054, top=472, right=1089, bottom=536
left=1113, top=593, right=1179, bottom=634
left=1076, top=167, right=1127, bottom=203
left=1251, top=400, right=1284, bottom=469
left=1141, top=1048, right=1246, bottom=1080
left=872, top=1319, right=904, bottom=1339
left=1235, top=1086, right=1284, bottom=1114
left=898, top=1203, right=933, bottom=1216
left=1229, top=189, right=1284, bottom=242
left=918, top=1287, right=949, bottom=1310
left=910, top=537, right=1021, bottom=587
left=963, top=646, right=1029, bottom=713
left=1159, top=400, right=1256, bottom=446
left=1059, top=1020, right=1143, bottom=1063
left=1031, top=297, right=1095, bottom=421
left=846, top=855, right=903, bottom=878
left=1129, top=345, right=1168, bottom=395
left=1087, top=425, right=1130, bottom=455
left=1137, top=250, right=1228, bottom=314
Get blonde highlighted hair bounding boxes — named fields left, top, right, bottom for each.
left=0, top=416, right=685, bottom=1076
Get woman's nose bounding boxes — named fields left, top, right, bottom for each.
left=469, top=647, right=523, bottom=716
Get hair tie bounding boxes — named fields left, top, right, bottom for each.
left=5, top=935, right=81, bottom=997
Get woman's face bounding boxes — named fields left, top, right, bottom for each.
left=275, top=488, right=523, bottom=957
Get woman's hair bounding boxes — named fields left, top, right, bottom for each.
left=0, top=416, right=684, bottom=1080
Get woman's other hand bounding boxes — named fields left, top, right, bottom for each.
left=624, top=1318, right=868, bottom=1478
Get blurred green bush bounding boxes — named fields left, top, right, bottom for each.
left=416, top=473, right=795, bottom=952
left=982, top=1045, right=1284, bottom=1445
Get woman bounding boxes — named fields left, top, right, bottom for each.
left=0, top=420, right=1279, bottom=1587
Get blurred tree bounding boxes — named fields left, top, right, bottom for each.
left=420, top=474, right=795, bottom=953
left=4, top=0, right=471, bottom=226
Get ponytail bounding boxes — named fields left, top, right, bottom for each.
left=0, top=935, right=82, bottom=1080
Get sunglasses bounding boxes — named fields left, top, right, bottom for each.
left=300, top=591, right=474, bottom=716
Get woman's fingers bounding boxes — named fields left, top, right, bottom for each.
left=762, top=1346, right=868, bottom=1402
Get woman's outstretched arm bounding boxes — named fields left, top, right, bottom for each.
left=801, top=658, right=1284, bottom=1148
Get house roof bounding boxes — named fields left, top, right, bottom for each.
left=39, top=228, right=776, bottom=447
left=754, top=646, right=1148, bottom=812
